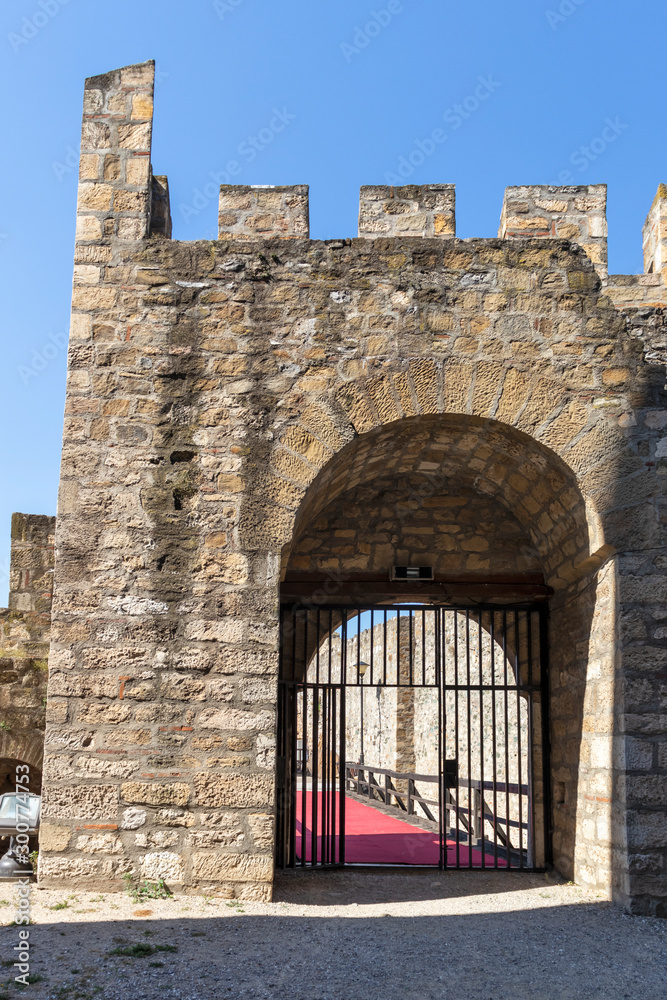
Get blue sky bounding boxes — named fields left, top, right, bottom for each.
left=0, top=0, right=664, bottom=602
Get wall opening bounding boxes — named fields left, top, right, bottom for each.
left=277, top=603, right=547, bottom=870
left=278, top=414, right=610, bottom=888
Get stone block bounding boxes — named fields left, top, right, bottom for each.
left=499, top=184, right=608, bottom=276
left=191, top=852, right=272, bottom=883
left=76, top=833, right=123, bottom=854
left=42, top=784, right=119, bottom=821
left=627, top=810, right=667, bottom=849
left=219, top=185, right=309, bottom=239
left=121, top=782, right=191, bottom=807
left=359, top=185, right=455, bottom=239
left=248, top=813, right=274, bottom=850
left=193, top=774, right=274, bottom=808
left=140, top=851, right=185, bottom=883
left=39, top=823, right=72, bottom=853
left=198, top=707, right=274, bottom=731
left=39, top=857, right=102, bottom=881
left=120, top=807, right=146, bottom=829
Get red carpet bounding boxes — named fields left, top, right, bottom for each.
left=295, top=791, right=506, bottom=867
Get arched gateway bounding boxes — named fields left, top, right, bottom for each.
left=39, top=61, right=667, bottom=916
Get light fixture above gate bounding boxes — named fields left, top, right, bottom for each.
left=391, top=566, right=434, bottom=581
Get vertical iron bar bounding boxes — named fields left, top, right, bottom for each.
left=422, top=607, right=426, bottom=687
left=503, top=610, right=510, bottom=868
left=466, top=611, right=472, bottom=870
left=491, top=611, right=499, bottom=869
left=321, top=686, right=327, bottom=865
left=526, top=610, right=535, bottom=868
left=540, top=605, right=552, bottom=868
left=277, top=679, right=284, bottom=868
left=397, top=609, right=401, bottom=687
left=332, top=685, right=338, bottom=864
left=515, top=611, right=524, bottom=869
left=290, top=605, right=297, bottom=866
left=291, top=607, right=297, bottom=683
left=327, top=684, right=332, bottom=864
left=479, top=613, right=485, bottom=869
left=409, top=609, right=413, bottom=686
left=301, top=611, right=308, bottom=868
left=438, top=607, right=445, bottom=870
left=340, top=682, right=346, bottom=865
left=454, top=611, right=460, bottom=869
left=370, top=609, right=375, bottom=686
left=331, top=687, right=338, bottom=864
left=383, top=610, right=388, bottom=686
left=277, top=609, right=284, bottom=869
left=300, top=686, right=306, bottom=868
left=289, top=685, right=297, bottom=869
left=312, top=683, right=319, bottom=867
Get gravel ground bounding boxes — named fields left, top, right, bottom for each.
left=0, top=870, right=665, bottom=999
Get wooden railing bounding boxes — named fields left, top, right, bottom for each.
left=345, top=763, right=439, bottom=822
left=344, top=763, right=529, bottom=850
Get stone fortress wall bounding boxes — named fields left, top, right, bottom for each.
left=27, top=60, right=667, bottom=915
left=0, top=514, right=55, bottom=795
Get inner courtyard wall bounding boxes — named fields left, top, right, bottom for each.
left=37, top=61, right=667, bottom=915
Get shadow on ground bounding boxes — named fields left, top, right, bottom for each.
left=1, top=873, right=665, bottom=1000
left=273, top=867, right=555, bottom=904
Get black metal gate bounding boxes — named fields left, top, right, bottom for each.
left=276, top=604, right=549, bottom=871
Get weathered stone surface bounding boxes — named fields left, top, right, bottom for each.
left=140, top=850, right=185, bottom=883
left=0, top=514, right=55, bottom=789
left=30, top=62, right=667, bottom=914
left=42, top=784, right=119, bottom=821
left=194, top=774, right=274, bottom=808
left=191, top=852, right=273, bottom=883
left=39, top=823, right=72, bottom=852
left=121, top=782, right=190, bottom=807
left=248, top=813, right=274, bottom=851
left=76, top=833, right=123, bottom=854
left=120, top=807, right=146, bottom=830
left=39, top=857, right=102, bottom=880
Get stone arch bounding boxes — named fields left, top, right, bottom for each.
left=262, top=356, right=650, bottom=565
left=279, top=412, right=604, bottom=590
left=271, top=399, right=620, bottom=893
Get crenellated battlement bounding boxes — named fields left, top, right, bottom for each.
left=358, top=184, right=455, bottom=238
left=75, top=60, right=155, bottom=251
left=218, top=184, right=309, bottom=239
left=499, top=184, right=608, bottom=278
left=71, top=60, right=667, bottom=302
